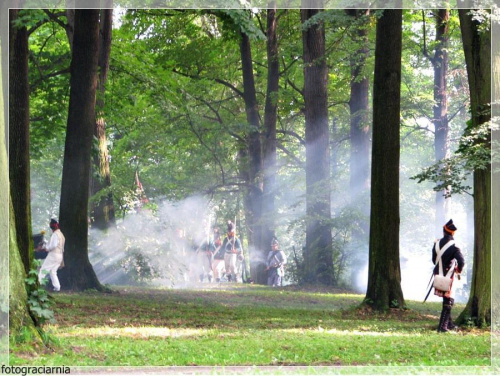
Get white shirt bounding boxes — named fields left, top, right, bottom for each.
left=47, top=229, right=65, bottom=254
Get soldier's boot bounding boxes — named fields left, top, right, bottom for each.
left=437, top=303, right=452, bottom=333
left=447, top=298, right=456, bottom=330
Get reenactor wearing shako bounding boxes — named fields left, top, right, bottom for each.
left=266, top=237, right=287, bottom=287
left=211, top=228, right=225, bottom=282
left=432, top=219, right=465, bottom=332
left=221, top=221, right=243, bottom=282
left=196, top=234, right=215, bottom=283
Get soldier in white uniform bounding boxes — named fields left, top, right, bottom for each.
left=38, top=219, right=65, bottom=292
left=221, top=221, right=243, bottom=282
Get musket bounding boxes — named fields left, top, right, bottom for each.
left=265, top=253, right=281, bottom=271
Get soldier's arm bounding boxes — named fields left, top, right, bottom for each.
left=454, top=247, right=465, bottom=273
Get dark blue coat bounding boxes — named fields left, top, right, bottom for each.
left=432, top=234, right=465, bottom=276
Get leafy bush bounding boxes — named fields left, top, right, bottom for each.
left=25, top=261, right=55, bottom=326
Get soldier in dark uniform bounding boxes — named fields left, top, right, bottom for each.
left=196, top=230, right=216, bottom=283
left=33, top=231, right=48, bottom=260
left=266, top=237, right=287, bottom=287
left=432, top=219, right=465, bottom=332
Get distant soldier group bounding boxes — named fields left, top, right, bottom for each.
left=190, top=220, right=286, bottom=286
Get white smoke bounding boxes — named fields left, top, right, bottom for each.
left=89, top=196, right=215, bottom=287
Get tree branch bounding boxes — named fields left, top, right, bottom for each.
left=172, top=68, right=245, bottom=98
left=276, top=144, right=304, bottom=168
left=185, top=113, right=227, bottom=185
left=421, top=10, right=435, bottom=66
left=286, top=78, right=303, bottom=97
left=42, top=10, right=68, bottom=32
left=277, top=129, right=305, bottom=146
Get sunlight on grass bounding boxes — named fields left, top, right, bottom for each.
left=283, top=327, right=425, bottom=337
left=56, top=326, right=212, bottom=338
left=10, top=286, right=491, bottom=369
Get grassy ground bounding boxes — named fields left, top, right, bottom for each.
left=9, top=284, right=491, bottom=373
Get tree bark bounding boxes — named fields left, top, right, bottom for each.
left=346, top=9, right=371, bottom=202
left=9, top=9, right=33, bottom=274
left=364, top=9, right=405, bottom=311
left=57, top=9, right=104, bottom=291
left=301, top=5, right=334, bottom=285
left=260, top=5, right=280, bottom=284
left=0, top=30, right=11, bottom=338
left=239, top=29, right=264, bottom=284
left=456, top=8, right=491, bottom=327
left=90, top=9, right=115, bottom=230
left=9, top=198, right=39, bottom=338
left=431, top=9, right=451, bottom=233
left=3, top=5, right=38, bottom=343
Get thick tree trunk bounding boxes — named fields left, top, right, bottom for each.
left=239, top=30, right=264, bottom=284
left=301, top=5, right=334, bottom=285
left=1, top=39, right=11, bottom=340
left=58, top=9, right=104, bottom=291
left=9, top=9, right=33, bottom=274
left=90, top=9, right=115, bottom=230
left=456, top=8, right=491, bottom=327
left=260, top=5, right=280, bottom=285
left=346, top=9, right=371, bottom=201
left=492, top=9, right=500, bottom=342
left=3, top=6, right=38, bottom=343
left=431, top=9, right=451, bottom=233
left=365, top=9, right=405, bottom=311
left=9, top=198, right=39, bottom=338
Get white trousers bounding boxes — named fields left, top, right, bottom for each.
left=224, top=253, right=238, bottom=282
left=212, top=259, right=225, bottom=280
left=39, top=252, right=63, bottom=291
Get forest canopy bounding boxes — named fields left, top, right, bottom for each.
left=24, top=8, right=478, bottom=295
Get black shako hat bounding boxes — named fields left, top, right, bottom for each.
left=227, top=221, right=234, bottom=233
left=271, top=237, right=279, bottom=247
left=443, top=219, right=457, bottom=234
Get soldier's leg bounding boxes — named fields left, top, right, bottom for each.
left=437, top=297, right=452, bottom=332
left=447, top=298, right=456, bottom=329
left=224, top=253, right=230, bottom=281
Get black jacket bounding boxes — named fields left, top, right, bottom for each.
left=432, top=234, right=465, bottom=276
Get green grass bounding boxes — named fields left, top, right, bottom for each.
left=9, top=284, right=491, bottom=370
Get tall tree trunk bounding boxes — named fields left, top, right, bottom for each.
left=0, top=19, right=39, bottom=334
left=301, top=5, right=334, bottom=285
left=58, top=9, right=104, bottom=291
left=239, top=29, right=264, bottom=283
left=9, top=198, right=39, bottom=339
left=90, top=9, right=115, bottom=230
left=431, top=9, right=452, bottom=233
left=65, top=9, right=75, bottom=50
left=0, top=26, right=11, bottom=341
left=346, top=9, right=371, bottom=202
left=1, top=2, right=8, bottom=147
left=456, top=8, right=491, bottom=327
left=9, top=9, right=33, bottom=274
left=364, top=9, right=405, bottom=311
left=260, top=5, right=280, bottom=284
left=492, top=6, right=500, bottom=342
